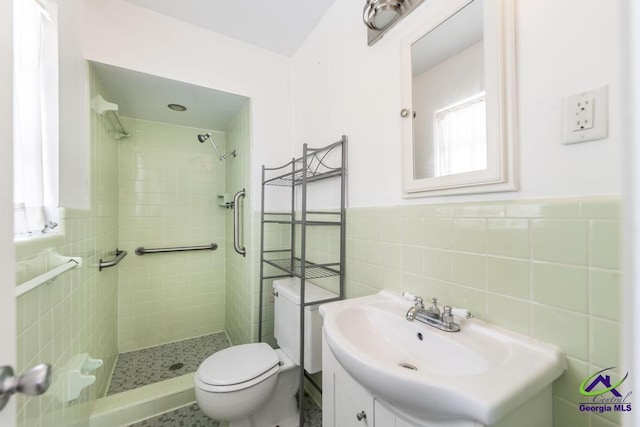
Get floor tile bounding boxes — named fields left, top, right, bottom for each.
left=108, top=333, right=231, bottom=395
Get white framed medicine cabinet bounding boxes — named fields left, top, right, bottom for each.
left=401, top=0, right=518, bottom=197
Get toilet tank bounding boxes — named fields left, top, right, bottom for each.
left=273, top=277, right=337, bottom=374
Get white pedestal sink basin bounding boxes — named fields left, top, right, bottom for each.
left=319, top=291, right=566, bottom=425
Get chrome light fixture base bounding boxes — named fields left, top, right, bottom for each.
left=363, top=0, right=403, bottom=30
left=364, top=0, right=425, bottom=46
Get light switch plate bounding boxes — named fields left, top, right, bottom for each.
left=563, top=85, right=609, bottom=144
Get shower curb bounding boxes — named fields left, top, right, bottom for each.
left=90, top=373, right=195, bottom=427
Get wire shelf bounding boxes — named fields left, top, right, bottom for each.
left=263, top=257, right=341, bottom=279
left=263, top=219, right=342, bottom=226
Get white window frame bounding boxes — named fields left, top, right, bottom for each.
left=433, top=92, right=487, bottom=177
left=13, top=0, right=59, bottom=238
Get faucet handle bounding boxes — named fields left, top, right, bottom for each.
left=442, top=306, right=454, bottom=326
left=413, top=296, right=424, bottom=309
left=451, top=307, right=473, bottom=319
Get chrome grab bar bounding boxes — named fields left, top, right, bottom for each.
left=135, top=243, right=218, bottom=255
left=233, top=189, right=246, bottom=257
left=98, top=249, right=128, bottom=271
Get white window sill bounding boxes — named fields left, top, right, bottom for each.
left=15, top=232, right=65, bottom=259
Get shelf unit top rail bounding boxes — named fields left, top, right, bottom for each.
left=263, top=137, right=345, bottom=187
left=264, top=167, right=343, bottom=187
left=262, top=137, right=344, bottom=173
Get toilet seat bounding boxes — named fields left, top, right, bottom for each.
left=195, top=343, right=280, bottom=393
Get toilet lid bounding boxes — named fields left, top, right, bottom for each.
left=196, top=342, right=279, bottom=387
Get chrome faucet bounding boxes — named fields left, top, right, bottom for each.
left=405, top=296, right=424, bottom=321
left=405, top=296, right=462, bottom=332
left=425, top=297, right=441, bottom=319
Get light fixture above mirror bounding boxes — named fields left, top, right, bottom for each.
left=364, top=0, right=425, bottom=46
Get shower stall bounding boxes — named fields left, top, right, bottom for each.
left=13, top=62, right=261, bottom=426
left=90, top=62, right=257, bottom=424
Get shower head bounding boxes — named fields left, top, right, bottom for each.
left=197, top=132, right=236, bottom=161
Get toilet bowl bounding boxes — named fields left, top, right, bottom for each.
left=195, top=342, right=279, bottom=421
left=195, top=343, right=298, bottom=426
left=194, top=278, right=336, bottom=426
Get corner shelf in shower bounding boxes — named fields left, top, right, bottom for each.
left=258, top=135, right=347, bottom=427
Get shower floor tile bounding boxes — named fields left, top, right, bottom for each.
left=107, top=332, right=231, bottom=395
left=127, top=394, right=322, bottom=427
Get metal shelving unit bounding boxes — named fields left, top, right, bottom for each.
left=258, top=135, right=347, bottom=426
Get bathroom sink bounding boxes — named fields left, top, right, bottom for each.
left=319, top=291, right=566, bottom=425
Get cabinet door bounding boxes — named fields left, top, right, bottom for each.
left=334, top=367, right=374, bottom=427
left=323, top=332, right=374, bottom=427
left=375, top=401, right=416, bottom=427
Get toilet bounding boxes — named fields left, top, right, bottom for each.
left=195, top=277, right=336, bottom=427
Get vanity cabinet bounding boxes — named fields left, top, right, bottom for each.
left=320, top=292, right=562, bottom=427
left=322, top=333, right=414, bottom=427
left=332, top=362, right=374, bottom=426
left=322, top=331, right=552, bottom=427
left=323, top=331, right=373, bottom=426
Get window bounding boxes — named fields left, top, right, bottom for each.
left=433, top=92, right=487, bottom=177
left=13, top=0, right=59, bottom=237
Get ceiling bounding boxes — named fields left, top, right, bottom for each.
left=92, top=1, right=337, bottom=131
left=124, top=0, right=337, bottom=57
left=91, top=62, right=249, bottom=131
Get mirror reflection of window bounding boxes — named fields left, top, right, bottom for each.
left=411, top=0, right=484, bottom=180
left=434, top=92, right=487, bottom=177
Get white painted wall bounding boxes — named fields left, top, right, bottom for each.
left=292, top=0, right=624, bottom=207
left=81, top=0, right=292, bottom=208
left=58, top=0, right=91, bottom=209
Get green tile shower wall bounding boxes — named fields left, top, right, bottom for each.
left=13, top=65, right=119, bottom=426
left=117, top=118, right=227, bottom=352
left=223, top=102, right=257, bottom=345
left=342, top=197, right=622, bottom=427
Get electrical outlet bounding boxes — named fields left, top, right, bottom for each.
left=563, top=85, right=609, bottom=144
left=572, top=97, right=594, bottom=131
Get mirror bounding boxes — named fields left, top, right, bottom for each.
left=401, top=0, right=517, bottom=197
